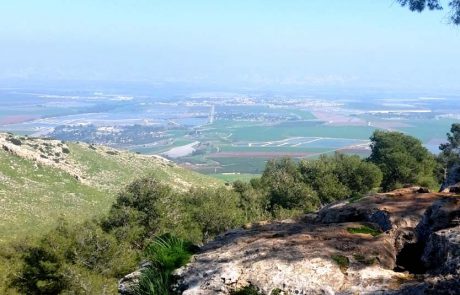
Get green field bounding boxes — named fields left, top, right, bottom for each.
left=400, top=118, right=459, bottom=142
left=224, top=124, right=376, bottom=142
left=209, top=173, right=260, bottom=182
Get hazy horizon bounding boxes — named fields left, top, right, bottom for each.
left=1, top=0, right=459, bottom=92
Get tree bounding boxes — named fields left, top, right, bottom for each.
left=440, top=123, right=460, bottom=165
left=438, top=123, right=460, bottom=184
left=397, top=0, right=460, bottom=24
left=184, top=188, right=244, bottom=242
left=368, top=130, right=438, bottom=191
left=233, top=180, right=270, bottom=222
left=102, top=177, right=174, bottom=247
left=300, top=154, right=382, bottom=203
left=13, top=220, right=136, bottom=295
left=261, top=158, right=319, bottom=213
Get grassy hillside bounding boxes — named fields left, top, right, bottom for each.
left=0, top=133, right=222, bottom=243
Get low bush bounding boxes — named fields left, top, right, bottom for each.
left=331, top=254, right=350, bottom=272
left=6, top=137, right=22, bottom=146
left=347, top=225, right=382, bottom=237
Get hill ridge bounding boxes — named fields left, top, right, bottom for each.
left=0, top=133, right=221, bottom=242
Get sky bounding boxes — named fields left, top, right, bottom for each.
left=0, top=0, right=459, bottom=92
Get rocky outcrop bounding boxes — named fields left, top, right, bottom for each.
left=172, top=188, right=460, bottom=295
left=422, top=226, right=460, bottom=274
left=118, top=262, right=151, bottom=295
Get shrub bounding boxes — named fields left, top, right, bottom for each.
left=331, top=254, right=349, bottom=272
left=13, top=246, right=68, bottom=294
left=136, top=235, right=195, bottom=295
left=300, top=154, right=382, bottom=203
left=6, top=137, right=22, bottom=146
left=347, top=225, right=382, bottom=237
left=12, top=220, right=137, bottom=294
left=184, top=188, right=245, bottom=242
left=102, top=178, right=174, bottom=246
left=261, top=158, right=320, bottom=214
left=233, top=180, right=270, bottom=222
left=103, top=177, right=246, bottom=245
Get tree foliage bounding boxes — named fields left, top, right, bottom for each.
left=13, top=220, right=137, bottom=294
left=437, top=123, right=460, bottom=184
left=439, top=123, right=460, bottom=166
left=300, top=154, right=382, bottom=203
left=369, top=130, right=438, bottom=191
left=261, top=158, right=319, bottom=212
left=398, top=0, right=460, bottom=24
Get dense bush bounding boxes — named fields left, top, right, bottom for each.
left=300, top=154, right=382, bottom=203
left=261, top=158, right=320, bottom=213
left=102, top=178, right=176, bottom=247
left=102, top=179, right=246, bottom=245
left=368, top=130, right=439, bottom=191
left=256, top=155, right=382, bottom=211
left=6, top=137, right=22, bottom=146
left=183, top=188, right=245, bottom=242
left=9, top=147, right=386, bottom=294
left=12, top=220, right=137, bottom=294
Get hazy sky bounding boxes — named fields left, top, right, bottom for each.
left=1, top=0, right=459, bottom=91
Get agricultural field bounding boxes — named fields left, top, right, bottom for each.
left=2, top=89, right=460, bottom=176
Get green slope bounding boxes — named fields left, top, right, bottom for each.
left=0, top=133, right=222, bottom=243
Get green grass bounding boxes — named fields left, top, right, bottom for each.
left=0, top=151, right=107, bottom=243
left=68, top=143, right=221, bottom=192
left=347, top=225, right=382, bottom=237
left=0, top=139, right=222, bottom=244
left=331, top=254, right=350, bottom=272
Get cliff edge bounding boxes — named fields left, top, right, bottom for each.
left=170, top=187, right=460, bottom=294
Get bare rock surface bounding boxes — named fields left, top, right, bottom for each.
left=173, top=188, right=460, bottom=295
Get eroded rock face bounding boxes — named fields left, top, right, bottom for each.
left=423, top=226, right=460, bottom=274
left=173, top=189, right=460, bottom=295
left=416, top=197, right=460, bottom=241
left=118, top=262, right=151, bottom=295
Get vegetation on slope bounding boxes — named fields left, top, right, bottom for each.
left=1, top=127, right=453, bottom=293
left=0, top=133, right=222, bottom=243
left=3, top=153, right=384, bottom=294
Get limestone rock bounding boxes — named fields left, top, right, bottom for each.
left=423, top=226, right=460, bottom=274
left=173, top=189, right=460, bottom=295
left=118, top=262, right=151, bottom=295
